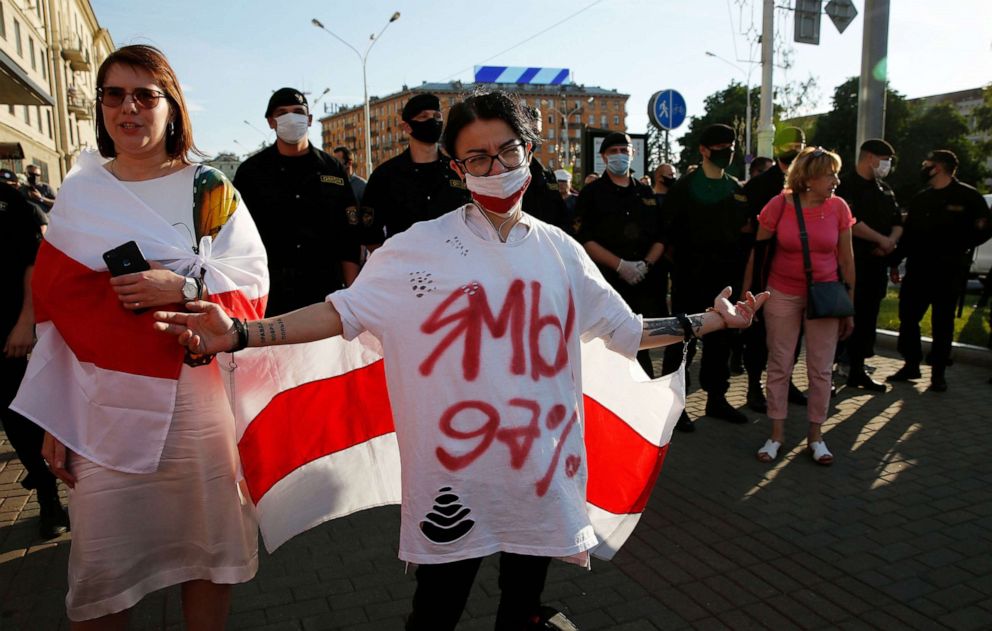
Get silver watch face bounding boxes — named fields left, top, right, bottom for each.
left=182, top=279, right=197, bottom=301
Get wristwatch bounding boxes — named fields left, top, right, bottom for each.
left=181, top=277, right=199, bottom=302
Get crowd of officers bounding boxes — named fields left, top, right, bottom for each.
left=235, top=87, right=992, bottom=434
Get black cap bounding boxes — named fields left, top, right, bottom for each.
left=928, top=149, right=959, bottom=171
left=700, top=124, right=736, bottom=147
left=774, top=127, right=806, bottom=155
left=402, top=93, right=441, bottom=122
left=599, top=132, right=632, bottom=154
left=0, top=168, right=16, bottom=182
left=265, top=87, right=307, bottom=118
left=860, top=138, right=895, bottom=157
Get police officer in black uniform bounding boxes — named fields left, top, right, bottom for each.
left=662, top=124, right=751, bottom=431
left=576, top=132, right=665, bottom=378
left=837, top=138, right=902, bottom=392
left=740, top=127, right=809, bottom=412
left=521, top=107, right=568, bottom=230
left=234, top=87, right=359, bottom=315
left=360, top=93, right=470, bottom=247
left=889, top=150, right=992, bottom=391
left=1, top=172, right=69, bottom=538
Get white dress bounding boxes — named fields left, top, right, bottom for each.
left=64, top=167, right=258, bottom=621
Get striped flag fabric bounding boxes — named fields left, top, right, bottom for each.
left=233, top=335, right=683, bottom=559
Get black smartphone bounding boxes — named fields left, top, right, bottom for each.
left=102, top=241, right=151, bottom=314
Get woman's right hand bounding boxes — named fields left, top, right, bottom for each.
left=154, top=301, right=236, bottom=355
left=839, top=316, right=855, bottom=341
left=42, top=432, right=76, bottom=488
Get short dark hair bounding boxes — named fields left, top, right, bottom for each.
left=95, top=45, right=202, bottom=161
left=442, top=90, right=540, bottom=159
left=333, top=146, right=353, bottom=164
left=928, top=149, right=959, bottom=174
left=750, top=156, right=774, bottom=176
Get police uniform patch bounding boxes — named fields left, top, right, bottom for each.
left=734, top=193, right=748, bottom=202
left=449, top=179, right=467, bottom=190
left=642, top=197, right=657, bottom=206
left=321, top=175, right=345, bottom=186
left=345, top=206, right=359, bottom=225
left=946, top=204, right=964, bottom=212
left=547, top=182, right=559, bottom=192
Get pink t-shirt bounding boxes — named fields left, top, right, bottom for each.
left=758, top=192, right=855, bottom=296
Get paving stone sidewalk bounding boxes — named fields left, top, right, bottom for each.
left=2, top=350, right=991, bottom=630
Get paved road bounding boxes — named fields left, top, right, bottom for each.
left=2, top=350, right=990, bottom=630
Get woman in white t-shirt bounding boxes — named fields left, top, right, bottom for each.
left=155, top=90, right=766, bottom=631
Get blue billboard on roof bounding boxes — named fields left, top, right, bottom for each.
left=474, top=66, right=571, bottom=85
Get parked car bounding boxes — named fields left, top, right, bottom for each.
left=969, top=194, right=992, bottom=279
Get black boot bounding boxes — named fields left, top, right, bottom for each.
left=674, top=410, right=695, bottom=433
left=37, top=489, right=69, bottom=539
left=746, top=376, right=767, bottom=413
left=527, top=606, right=579, bottom=630
left=887, top=362, right=922, bottom=382
left=846, top=366, right=886, bottom=392
left=705, top=395, right=748, bottom=424
left=930, top=366, right=948, bottom=392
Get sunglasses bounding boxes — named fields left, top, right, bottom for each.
left=97, top=87, right=167, bottom=109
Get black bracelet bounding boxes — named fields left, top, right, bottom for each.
left=674, top=312, right=696, bottom=342
left=193, top=276, right=203, bottom=300
left=231, top=318, right=249, bottom=352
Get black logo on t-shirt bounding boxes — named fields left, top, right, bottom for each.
left=419, top=487, right=475, bottom=544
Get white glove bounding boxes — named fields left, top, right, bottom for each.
left=617, top=259, right=647, bottom=285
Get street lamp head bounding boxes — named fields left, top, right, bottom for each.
left=311, top=18, right=324, bottom=29
left=390, top=11, right=400, bottom=22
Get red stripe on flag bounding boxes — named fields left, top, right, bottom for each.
left=583, top=394, right=669, bottom=515
left=32, top=240, right=184, bottom=380
left=239, top=359, right=395, bottom=502
left=212, top=289, right=266, bottom=320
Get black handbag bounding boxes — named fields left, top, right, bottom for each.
left=793, top=193, right=855, bottom=319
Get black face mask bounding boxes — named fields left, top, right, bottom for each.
left=27, top=173, right=37, bottom=184
left=919, top=165, right=935, bottom=183
left=778, top=151, right=799, bottom=166
left=707, top=147, right=734, bottom=169
left=661, top=176, right=677, bottom=188
left=407, top=118, right=443, bottom=144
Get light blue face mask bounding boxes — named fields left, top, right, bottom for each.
left=606, top=153, right=631, bottom=175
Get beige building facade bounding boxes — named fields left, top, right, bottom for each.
left=0, top=0, right=112, bottom=189
left=321, top=81, right=629, bottom=179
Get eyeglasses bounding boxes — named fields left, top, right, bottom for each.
left=97, top=87, right=167, bottom=109
left=455, top=142, right=528, bottom=177
left=810, top=146, right=826, bottom=158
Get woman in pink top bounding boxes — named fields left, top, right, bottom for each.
left=744, top=147, right=855, bottom=465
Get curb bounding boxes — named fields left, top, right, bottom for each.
left=875, top=329, right=992, bottom=368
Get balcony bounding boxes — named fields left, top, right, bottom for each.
left=60, top=38, right=91, bottom=72
left=67, top=87, right=94, bottom=120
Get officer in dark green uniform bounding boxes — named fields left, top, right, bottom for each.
left=889, top=150, right=992, bottom=391
left=234, top=87, right=360, bottom=315
left=662, top=124, right=751, bottom=430
left=521, top=107, right=568, bottom=230
left=576, top=132, right=665, bottom=377
left=837, top=138, right=902, bottom=392
left=360, top=93, right=470, bottom=246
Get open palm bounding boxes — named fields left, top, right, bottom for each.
left=154, top=301, right=236, bottom=355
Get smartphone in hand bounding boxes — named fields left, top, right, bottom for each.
left=102, top=241, right=151, bottom=313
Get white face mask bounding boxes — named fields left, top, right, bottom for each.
left=606, top=153, right=631, bottom=176
left=464, top=164, right=532, bottom=217
left=873, top=158, right=892, bottom=179
left=275, top=112, right=309, bottom=144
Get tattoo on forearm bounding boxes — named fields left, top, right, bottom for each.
left=267, top=322, right=277, bottom=342
left=277, top=318, right=287, bottom=341
left=256, top=322, right=266, bottom=344
left=644, top=314, right=705, bottom=337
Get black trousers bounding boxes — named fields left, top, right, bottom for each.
left=405, top=553, right=552, bottom=631
left=661, top=328, right=737, bottom=396
left=849, top=257, right=889, bottom=369
left=897, top=271, right=959, bottom=370
left=1, top=356, right=57, bottom=496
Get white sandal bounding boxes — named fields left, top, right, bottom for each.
left=809, top=440, right=833, bottom=466
left=756, top=439, right=781, bottom=463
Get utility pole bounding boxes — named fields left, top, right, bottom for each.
left=856, top=0, right=890, bottom=160
left=756, top=0, right=776, bottom=158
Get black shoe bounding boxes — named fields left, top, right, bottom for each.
left=705, top=396, right=748, bottom=424
left=929, top=376, right=948, bottom=392
left=887, top=364, right=922, bottom=382
left=38, top=493, right=69, bottom=539
left=746, top=386, right=767, bottom=413
left=788, top=383, right=808, bottom=406
left=846, top=370, right=886, bottom=392
left=528, top=606, right=578, bottom=630
left=674, top=410, right=695, bottom=433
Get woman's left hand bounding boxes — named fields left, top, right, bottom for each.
left=713, top=287, right=770, bottom=329
left=109, top=261, right=184, bottom=311
left=839, top=316, right=855, bottom=341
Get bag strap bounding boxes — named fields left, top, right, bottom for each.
left=792, top=192, right=815, bottom=289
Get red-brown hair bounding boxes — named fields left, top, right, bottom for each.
left=95, top=45, right=202, bottom=161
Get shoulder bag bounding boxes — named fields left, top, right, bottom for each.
left=793, top=193, right=855, bottom=319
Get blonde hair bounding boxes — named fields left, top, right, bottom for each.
left=786, top=146, right=841, bottom=192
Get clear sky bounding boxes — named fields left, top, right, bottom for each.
left=92, top=0, right=992, bottom=159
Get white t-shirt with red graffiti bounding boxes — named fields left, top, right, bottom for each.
left=329, top=205, right=642, bottom=564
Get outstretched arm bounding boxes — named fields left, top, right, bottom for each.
left=638, top=287, right=768, bottom=350
left=154, top=300, right=344, bottom=355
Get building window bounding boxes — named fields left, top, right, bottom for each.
left=40, top=50, right=46, bottom=80
left=47, top=110, right=53, bottom=138
left=0, top=3, right=6, bottom=39
left=8, top=105, right=13, bottom=115
left=601, top=114, right=607, bottom=126
left=14, top=19, right=21, bottom=56
left=35, top=105, right=41, bottom=130
left=29, top=36, right=35, bottom=70
left=548, top=114, right=554, bottom=124
left=588, top=114, right=594, bottom=125
left=23, top=105, right=30, bottom=124
left=614, top=115, right=620, bottom=125
left=548, top=128, right=555, bottom=139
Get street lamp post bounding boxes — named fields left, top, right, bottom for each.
left=705, top=51, right=756, bottom=176
left=554, top=96, right=593, bottom=169
left=312, top=12, right=400, bottom=177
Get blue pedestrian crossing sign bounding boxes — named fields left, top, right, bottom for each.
left=648, top=89, right=687, bottom=130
